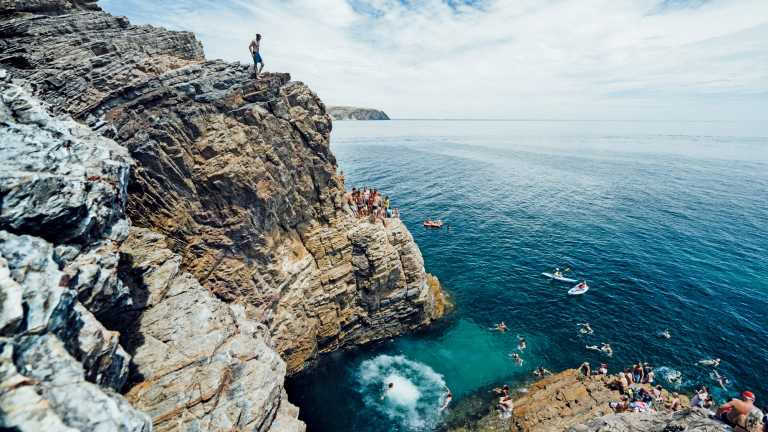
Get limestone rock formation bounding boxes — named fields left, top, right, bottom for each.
left=328, top=105, right=391, bottom=120
left=116, top=227, right=297, bottom=432
left=0, top=76, right=149, bottom=431
left=0, top=0, right=444, bottom=376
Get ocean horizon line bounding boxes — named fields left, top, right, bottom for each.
left=385, top=118, right=751, bottom=123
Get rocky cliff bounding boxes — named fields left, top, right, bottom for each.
left=0, top=1, right=445, bottom=431
left=451, top=369, right=728, bottom=432
left=327, top=106, right=390, bottom=120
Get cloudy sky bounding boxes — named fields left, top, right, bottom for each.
left=101, top=0, right=768, bottom=120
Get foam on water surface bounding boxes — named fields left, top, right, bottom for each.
left=358, top=355, right=447, bottom=430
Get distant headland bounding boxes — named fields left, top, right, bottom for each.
left=328, top=105, right=390, bottom=120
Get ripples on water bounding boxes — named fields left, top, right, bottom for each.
left=286, top=120, right=768, bottom=432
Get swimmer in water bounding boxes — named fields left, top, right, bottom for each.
left=534, top=366, right=552, bottom=377
left=659, top=329, right=671, bottom=339
left=600, top=343, right=613, bottom=357
left=578, top=323, right=594, bottom=335
left=698, top=358, right=721, bottom=367
left=439, top=388, right=452, bottom=412
left=509, top=352, right=524, bottom=366
left=667, top=370, right=683, bottom=384
left=491, top=321, right=508, bottom=332
left=380, top=382, right=394, bottom=400
left=518, top=336, right=527, bottom=351
left=586, top=344, right=601, bottom=351
left=712, top=370, right=729, bottom=390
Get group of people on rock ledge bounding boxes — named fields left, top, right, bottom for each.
left=344, top=186, right=400, bottom=223
left=574, top=362, right=766, bottom=432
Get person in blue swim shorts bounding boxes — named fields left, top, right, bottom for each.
left=249, top=33, right=264, bottom=77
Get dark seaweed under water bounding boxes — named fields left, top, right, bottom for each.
left=286, top=120, right=768, bottom=432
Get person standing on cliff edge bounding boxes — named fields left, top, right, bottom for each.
left=249, top=34, right=264, bottom=77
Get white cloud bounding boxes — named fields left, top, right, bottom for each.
left=101, top=0, right=768, bottom=120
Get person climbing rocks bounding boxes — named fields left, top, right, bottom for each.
left=717, top=391, right=764, bottom=432
left=249, top=33, right=264, bottom=77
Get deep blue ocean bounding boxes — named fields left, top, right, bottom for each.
left=286, top=120, right=768, bottom=432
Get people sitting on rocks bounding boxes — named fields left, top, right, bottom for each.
left=609, top=395, right=630, bottom=412
left=497, top=394, right=515, bottom=418
left=347, top=186, right=398, bottom=222
left=692, top=385, right=709, bottom=408
left=717, top=391, right=764, bottom=432
left=534, top=366, right=553, bottom=377
left=598, top=363, right=609, bottom=375
left=613, top=371, right=629, bottom=394
left=666, top=392, right=681, bottom=411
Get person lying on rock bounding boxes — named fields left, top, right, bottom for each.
left=249, top=33, right=264, bottom=77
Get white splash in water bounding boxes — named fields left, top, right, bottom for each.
left=358, top=354, right=447, bottom=431
left=655, top=366, right=684, bottom=388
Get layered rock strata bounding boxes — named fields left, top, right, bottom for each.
left=0, top=1, right=445, bottom=431
left=0, top=74, right=149, bottom=431
left=328, top=105, right=390, bottom=120
left=0, top=0, right=444, bottom=374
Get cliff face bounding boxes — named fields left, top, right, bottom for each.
left=0, top=73, right=150, bottom=431
left=0, top=1, right=444, bottom=431
left=327, top=105, right=390, bottom=120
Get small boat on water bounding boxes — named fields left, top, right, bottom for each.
left=423, top=219, right=443, bottom=228
left=541, top=272, right=577, bottom=283
left=568, top=281, right=590, bottom=295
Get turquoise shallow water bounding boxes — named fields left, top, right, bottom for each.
left=286, top=120, right=768, bottom=432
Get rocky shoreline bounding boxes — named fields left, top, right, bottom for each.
left=448, top=369, right=729, bottom=432
left=0, top=1, right=444, bottom=431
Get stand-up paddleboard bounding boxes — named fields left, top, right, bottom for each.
left=568, top=282, right=589, bottom=295
left=541, top=272, right=577, bottom=283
